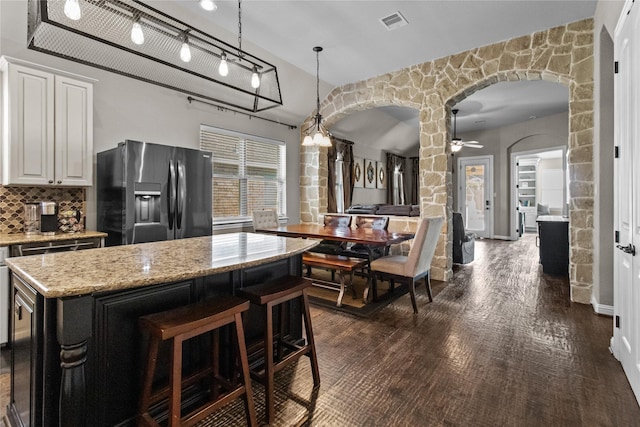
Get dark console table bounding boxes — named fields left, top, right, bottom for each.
left=536, top=215, right=569, bottom=276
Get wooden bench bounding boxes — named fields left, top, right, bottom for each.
left=302, top=252, right=369, bottom=307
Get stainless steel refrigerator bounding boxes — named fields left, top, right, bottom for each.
left=97, top=140, right=212, bottom=246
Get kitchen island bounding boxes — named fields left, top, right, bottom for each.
left=4, top=232, right=317, bottom=427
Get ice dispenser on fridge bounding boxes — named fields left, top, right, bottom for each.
left=132, top=182, right=164, bottom=243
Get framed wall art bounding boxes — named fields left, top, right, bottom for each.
left=364, top=159, right=376, bottom=188
left=353, top=157, right=364, bottom=188
left=377, top=161, right=387, bottom=189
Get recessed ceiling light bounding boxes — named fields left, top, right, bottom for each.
left=199, top=0, right=217, bottom=12
left=529, top=115, right=537, bottom=120
left=474, top=120, right=486, bottom=124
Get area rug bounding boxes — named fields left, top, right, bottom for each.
left=305, top=269, right=409, bottom=318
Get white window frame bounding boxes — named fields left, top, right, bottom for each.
left=200, top=125, right=286, bottom=226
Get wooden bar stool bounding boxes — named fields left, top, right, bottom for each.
left=138, top=296, right=257, bottom=427
left=237, top=276, right=320, bottom=424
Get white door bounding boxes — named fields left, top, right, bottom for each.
left=458, top=156, right=493, bottom=239
left=613, top=0, right=640, bottom=405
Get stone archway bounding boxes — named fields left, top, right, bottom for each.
left=300, top=19, right=594, bottom=302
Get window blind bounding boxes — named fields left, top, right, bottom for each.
left=200, top=125, right=285, bottom=222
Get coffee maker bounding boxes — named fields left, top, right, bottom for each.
left=39, top=201, right=58, bottom=236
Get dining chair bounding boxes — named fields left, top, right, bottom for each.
left=252, top=209, right=279, bottom=231
left=343, top=215, right=390, bottom=265
left=309, top=214, right=353, bottom=280
left=353, top=215, right=389, bottom=230
left=369, top=216, right=444, bottom=314
left=312, top=214, right=352, bottom=255
left=323, top=214, right=352, bottom=228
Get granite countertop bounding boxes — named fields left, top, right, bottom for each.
left=0, top=230, right=108, bottom=246
left=5, top=232, right=318, bottom=298
left=536, top=215, right=569, bottom=223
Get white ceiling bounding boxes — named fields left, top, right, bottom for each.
left=167, top=0, right=596, bottom=149
left=454, top=80, right=570, bottom=133
left=180, top=0, right=596, bottom=87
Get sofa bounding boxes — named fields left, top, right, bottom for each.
left=346, top=204, right=420, bottom=217
left=453, top=212, right=475, bottom=264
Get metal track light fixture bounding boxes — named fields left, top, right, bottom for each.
left=302, top=46, right=332, bottom=147
left=217, top=0, right=260, bottom=88
left=30, top=0, right=282, bottom=113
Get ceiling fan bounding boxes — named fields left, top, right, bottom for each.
left=451, top=109, right=484, bottom=152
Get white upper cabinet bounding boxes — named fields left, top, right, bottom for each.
left=1, top=57, right=94, bottom=186
left=54, top=75, right=93, bottom=186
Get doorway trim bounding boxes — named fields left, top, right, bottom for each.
left=510, top=146, right=567, bottom=241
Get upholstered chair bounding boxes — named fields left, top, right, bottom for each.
left=252, top=209, right=279, bottom=231
left=370, top=216, right=444, bottom=314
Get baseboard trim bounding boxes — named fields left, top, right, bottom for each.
left=591, top=296, right=614, bottom=316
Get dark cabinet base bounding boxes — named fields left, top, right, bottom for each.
left=537, top=216, right=569, bottom=276
left=9, top=255, right=302, bottom=427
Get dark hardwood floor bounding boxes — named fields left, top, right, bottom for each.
left=200, top=233, right=640, bottom=426
left=2, top=234, right=639, bottom=426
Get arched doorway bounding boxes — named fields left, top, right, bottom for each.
left=300, top=19, right=594, bottom=302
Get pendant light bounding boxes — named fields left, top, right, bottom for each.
left=30, top=0, right=282, bottom=113
left=130, top=17, right=144, bottom=45
left=302, top=46, right=331, bottom=147
left=180, top=33, right=192, bottom=62
left=251, top=66, right=260, bottom=89
left=241, top=0, right=260, bottom=88
left=218, top=52, right=229, bottom=76
left=63, top=0, right=81, bottom=20
left=218, top=1, right=261, bottom=88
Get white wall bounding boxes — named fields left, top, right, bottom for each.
left=537, top=157, right=564, bottom=212
left=350, top=143, right=387, bottom=205
left=0, top=1, right=318, bottom=229
left=453, top=111, right=569, bottom=238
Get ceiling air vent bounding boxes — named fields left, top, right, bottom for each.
left=380, top=11, right=408, bottom=31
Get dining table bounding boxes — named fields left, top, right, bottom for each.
left=257, top=223, right=415, bottom=302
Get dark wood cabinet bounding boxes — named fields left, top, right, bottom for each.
left=8, top=254, right=302, bottom=427
left=90, top=280, right=196, bottom=426
left=537, top=216, right=569, bottom=276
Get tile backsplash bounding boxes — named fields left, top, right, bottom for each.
left=0, top=186, right=86, bottom=234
